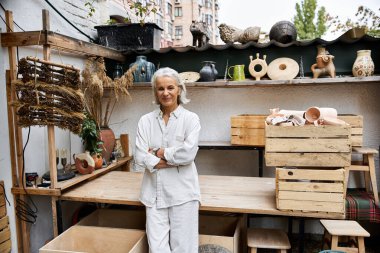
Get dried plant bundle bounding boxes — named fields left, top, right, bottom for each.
left=13, top=57, right=85, bottom=134
left=81, top=57, right=136, bottom=127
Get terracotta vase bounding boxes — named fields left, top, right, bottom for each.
left=92, top=154, right=103, bottom=170
left=100, top=127, right=116, bottom=163
left=352, top=50, right=374, bottom=77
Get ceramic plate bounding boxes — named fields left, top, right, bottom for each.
left=179, top=72, right=200, bottom=83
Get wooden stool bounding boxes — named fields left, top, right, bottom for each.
left=247, top=228, right=291, bottom=253
left=349, top=147, right=379, bottom=206
left=320, top=219, right=370, bottom=253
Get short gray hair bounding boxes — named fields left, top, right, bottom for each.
left=151, top=67, right=190, bottom=105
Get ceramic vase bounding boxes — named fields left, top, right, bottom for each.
left=100, top=127, right=116, bottom=163
left=129, top=55, right=155, bottom=82
left=352, top=50, right=374, bottom=77
left=199, top=61, right=218, bottom=81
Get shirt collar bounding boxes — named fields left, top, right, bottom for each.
left=156, top=105, right=183, bottom=119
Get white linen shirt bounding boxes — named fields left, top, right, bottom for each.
left=134, top=105, right=201, bottom=208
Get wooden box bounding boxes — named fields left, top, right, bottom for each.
left=265, top=124, right=351, bottom=167
left=231, top=115, right=266, bottom=146
left=0, top=181, right=6, bottom=219
left=337, top=114, right=363, bottom=147
left=276, top=168, right=345, bottom=215
left=199, top=214, right=244, bottom=253
left=39, top=226, right=148, bottom=253
left=77, top=208, right=145, bottom=230
left=0, top=216, right=11, bottom=253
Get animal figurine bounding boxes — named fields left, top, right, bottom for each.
left=218, top=23, right=260, bottom=44
left=311, top=46, right=336, bottom=78
left=190, top=21, right=210, bottom=47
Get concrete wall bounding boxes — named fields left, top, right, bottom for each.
left=1, top=0, right=379, bottom=252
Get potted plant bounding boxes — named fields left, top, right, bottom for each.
left=81, top=57, right=136, bottom=163
left=86, top=0, right=163, bottom=51
left=79, top=113, right=103, bottom=169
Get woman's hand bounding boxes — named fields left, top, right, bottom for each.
left=154, top=158, right=176, bottom=169
left=156, top=148, right=165, bottom=159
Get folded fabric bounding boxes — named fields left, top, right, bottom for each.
left=346, top=188, right=380, bottom=223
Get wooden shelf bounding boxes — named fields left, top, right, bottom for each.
left=123, top=75, right=380, bottom=89
left=1, top=30, right=125, bottom=62
left=11, top=156, right=132, bottom=196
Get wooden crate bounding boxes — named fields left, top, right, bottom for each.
left=78, top=208, right=145, bottom=230
left=276, top=168, right=345, bottom=215
left=231, top=115, right=266, bottom=146
left=0, top=216, right=11, bottom=253
left=0, top=181, right=5, bottom=219
left=337, top=114, right=363, bottom=147
left=265, top=124, right=351, bottom=167
left=199, top=214, right=244, bottom=253
left=40, top=226, right=148, bottom=253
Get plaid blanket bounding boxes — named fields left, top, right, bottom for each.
left=345, top=188, right=380, bottom=223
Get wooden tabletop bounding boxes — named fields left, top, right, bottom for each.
left=61, top=171, right=344, bottom=219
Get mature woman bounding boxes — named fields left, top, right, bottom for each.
left=134, top=67, right=201, bottom=253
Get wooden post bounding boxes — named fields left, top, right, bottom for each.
left=5, top=10, right=31, bottom=253
left=42, top=9, right=59, bottom=238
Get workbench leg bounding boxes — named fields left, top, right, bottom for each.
left=56, top=199, right=63, bottom=234
left=298, top=218, right=305, bottom=253
left=288, top=217, right=293, bottom=252
left=258, top=148, right=264, bottom=177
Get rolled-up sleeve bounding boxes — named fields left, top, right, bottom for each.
left=135, top=117, right=160, bottom=173
left=164, top=114, right=200, bottom=166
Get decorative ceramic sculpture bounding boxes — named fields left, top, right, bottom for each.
left=190, top=21, right=210, bottom=47
left=352, top=50, right=374, bottom=77
left=218, top=23, right=260, bottom=44
left=311, top=46, right=336, bottom=78
left=269, top=21, right=297, bottom=44
left=267, top=58, right=299, bottom=80
left=248, top=53, right=268, bottom=80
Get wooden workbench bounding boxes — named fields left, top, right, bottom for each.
left=61, top=171, right=344, bottom=219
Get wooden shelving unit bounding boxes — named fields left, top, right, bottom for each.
left=2, top=10, right=129, bottom=252
left=120, top=75, right=380, bottom=89
left=1, top=30, right=125, bottom=62
left=11, top=156, right=132, bottom=196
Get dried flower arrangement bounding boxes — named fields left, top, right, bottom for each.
left=81, top=57, right=136, bottom=128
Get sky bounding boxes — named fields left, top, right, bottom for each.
left=218, top=0, right=379, bottom=40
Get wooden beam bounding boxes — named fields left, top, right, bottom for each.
left=11, top=188, right=60, bottom=197
left=5, top=10, right=30, bottom=253
left=1, top=31, right=126, bottom=62
left=1, top=31, right=47, bottom=47
left=42, top=9, right=59, bottom=239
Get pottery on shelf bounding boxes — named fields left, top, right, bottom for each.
left=311, top=46, right=336, bottom=78
left=100, top=127, right=116, bottom=163
left=129, top=55, right=155, bottom=82
left=267, top=57, right=299, bottom=80
left=352, top=50, right=374, bottom=77
left=199, top=61, right=218, bottom=81
left=248, top=53, right=268, bottom=80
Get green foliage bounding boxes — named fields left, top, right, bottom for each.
left=293, top=0, right=328, bottom=40
left=85, top=1, right=96, bottom=18
left=328, top=6, right=380, bottom=38
left=80, top=113, right=103, bottom=155
left=85, top=0, right=158, bottom=25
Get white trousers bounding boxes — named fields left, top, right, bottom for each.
left=146, top=200, right=199, bottom=253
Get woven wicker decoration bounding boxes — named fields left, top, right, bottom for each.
left=12, top=57, right=85, bottom=134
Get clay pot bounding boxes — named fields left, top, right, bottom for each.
left=92, top=154, right=103, bottom=170
left=100, top=127, right=116, bottom=163
left=352, top=50, right=374, bottom=77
